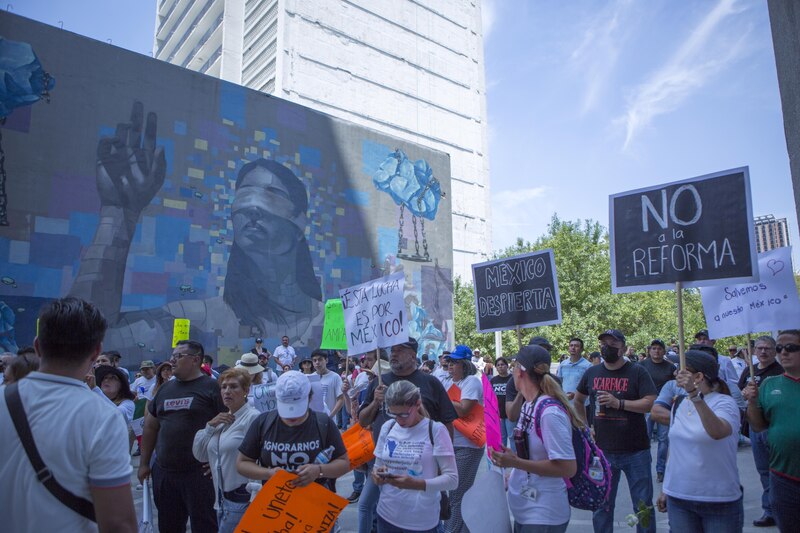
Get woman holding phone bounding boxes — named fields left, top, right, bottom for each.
left=372, top=380, right=458, bottom=533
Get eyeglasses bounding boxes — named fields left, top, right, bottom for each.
left=385, top=408, right=414, bottom=419
left=776, top=344, right=800, bottom=353
left=173, top=352, right=200, bottom=360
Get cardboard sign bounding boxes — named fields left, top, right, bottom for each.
left=471, top=249, right=562, bottom=333
left=171, top=318, right=190, bottom=348
left=701, top=247, right=800, bottom=338
left=609, top=167, right=758, bottom=293
left=341, top=423, right=375, bottom=470
left=320, top=299, right=348, bottom=350
left=447, top=384, right=486, bottom=447
left=251, top=383, right=277, bottom=414
left=481, top=373, right=502, bottom=457
left=339, top=272, right=407, bottom=353
left=236, top=469, right=348, bottom=533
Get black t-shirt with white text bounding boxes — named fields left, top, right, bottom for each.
left=640, top=358, right=677, bottom=392
left=576, top=361, right=657, bottom=453
left=238, top=410, right=346, bottom=482
left=490, top=375, right=512, bottom=419
left=362, top=370, right=458, bottom=443
left=149, top=375, right=226, bottom=470
left=737, top=359, right=783, bottom=390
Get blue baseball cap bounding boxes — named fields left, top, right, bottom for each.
left=446, top=344, right=473, bottom=360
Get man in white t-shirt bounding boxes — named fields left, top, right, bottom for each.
left=311, top=349, right=344, bottom=417
left=130, top=359, right=156, bottom=400
left=0, top=297, right=136, bottom=532
left=273, top=335, right=296, bottom=369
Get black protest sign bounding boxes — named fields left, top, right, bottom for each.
left=471, top=249, right=562, bottom=333
left=609, top=167, right=758, bottom=293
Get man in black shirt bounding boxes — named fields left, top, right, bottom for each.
left=574, top=330, right=657, bottom=533
left=739, top=335, right=783, bottom=528
left=640, top=339, right=676, bottom=482
left=357, top=337, right=457, bottom=533
left=490, top=357, right=513, bottom=449
left=138, top=340, right=226, bottom=533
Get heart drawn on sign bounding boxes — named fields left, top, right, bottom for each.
left=767, top=259, right=785, bottom=276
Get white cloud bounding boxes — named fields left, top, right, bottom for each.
left=482, top=0, right=496, bottom=41
left=570, top=0, right=631, bottom=113
left=619, top=0, right=750, bottom=150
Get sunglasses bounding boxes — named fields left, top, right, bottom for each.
left=776, top=344, right=800, bottom=353
left=385, top=408, right=414, bottom=419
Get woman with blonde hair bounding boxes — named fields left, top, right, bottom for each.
left=193, top=367, right=260, bottom=533
left=372, top=380, right=458, bottom=532
left=491, top=345, right=578, bottom=533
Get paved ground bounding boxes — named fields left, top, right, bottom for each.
left=132, top=441, right=777, bottom=532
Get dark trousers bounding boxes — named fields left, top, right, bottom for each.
left=152, top=462, right=217, bottom=533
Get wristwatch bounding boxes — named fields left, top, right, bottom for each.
left=689, top=392, right=704, bottom=403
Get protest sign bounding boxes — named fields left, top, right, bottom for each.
left=251, top=383, right=277, bottom=414
left=320, top=299, right=348, bottom=350
left=471, top=249, right=562, bottom=333
left=610, top=167, right=758, bottom=293
left=481, top=373, right=502, bottom=457
left=341, top=423, right=375, bottom=470
left=172, top=318, right=190, bottom=347
left=701, top=247, right=800, bottom=338
left=447, top=384, right=486, bottom=447
left=236, top=469, right=347, bottom=533
left=339, top=272, right=407, bottom=353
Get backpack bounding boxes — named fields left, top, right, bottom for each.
left=531, top=397, right=612, bottom=511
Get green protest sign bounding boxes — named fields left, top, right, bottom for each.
left=320, top=299, right=348, bottom=350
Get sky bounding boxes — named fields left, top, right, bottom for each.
left=10, top=0, right=800, bottom=268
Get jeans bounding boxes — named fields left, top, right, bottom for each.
left=513, top=522, right=569, bottom=533
left=353, top=467, right=366, bottom=493
left=358, top=467, right=380, bottom=533
left=645, top=414, right=669, bottom=475
left=217, top=498, right=250, bottom=533
left=151, top=462, right=217, bottom=533
left=501, top=418, right=516, bottom=450
left=592, top=449, right=655, bottom=533
left=751, top=429, right=772, bottom=517
left=666, top=495, right=743, bottom=532
left=770, top=472, right=800, bottom=532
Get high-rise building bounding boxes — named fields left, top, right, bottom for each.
left=754, top=214, right=791, bottom=253
left=154, top=0, right=491, bottom=279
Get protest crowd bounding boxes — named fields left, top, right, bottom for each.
left=1, top=296, right=799, bottom=533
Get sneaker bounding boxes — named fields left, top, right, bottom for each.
left=656, top=472, right=664, bottom=483
left=135, top=484, right=143, bottom=491
left=347, top=491, right=361, bottom=503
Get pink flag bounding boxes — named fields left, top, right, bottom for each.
left=482, top=372, right=502, bottom=458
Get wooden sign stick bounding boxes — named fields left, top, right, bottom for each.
left=676, top=282, right=686, bottom=371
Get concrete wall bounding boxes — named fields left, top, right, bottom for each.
left=768, top=0, right=800, bottom=233
left=0, top=12, right=454, bottom=366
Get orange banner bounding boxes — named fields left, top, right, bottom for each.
left=448, top=384, right=486, bottom=447
left=236, top=469, right=348, bottom=533
left=342, top=423, right=375, bottom=470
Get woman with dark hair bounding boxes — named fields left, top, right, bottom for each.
left=441, top=345, right=484, bottom=533
left=96, top=365, right=137, bottom=428
left=151, top=362, right=173, bottom=398
left=491, top=357, right=513, bottom=448
left=490, top=345, right=578, bottom=533
left=656, top=350, right=742, bottom=532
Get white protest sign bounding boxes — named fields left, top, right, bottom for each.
left=250, top=383, right=277, bottom=413
left=701, top=247, right=800, bottom=338
left=339, top=272, right=408, bottom=353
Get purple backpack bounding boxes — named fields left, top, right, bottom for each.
left=533, top=397, right=612, bottom=511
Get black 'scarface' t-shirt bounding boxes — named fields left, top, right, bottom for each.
left=576, top=361, right=657, bottom=453
left=238, top=411, right=346, bottom=478
left=490, top=375, right=512, bottom=419
left=640, top=358, right=677, bottom=392
left=362, top=370, right=458, bottom=443
left=148, top=375, right=226, bottom=470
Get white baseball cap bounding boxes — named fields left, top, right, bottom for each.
left=276, top=370, right=311, bottom=418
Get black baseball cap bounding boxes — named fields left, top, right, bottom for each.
left=396, top=337, right=419, bottom=352
left=527, top=336, right=553, bottom=350
left=598, top=329, right=626, bottom=344
left=514, top=344, right=552, bottom=371
left=255, top=338, right=263, bottom=343
left=694, top=329, right=710, bottom=339
left=650, top=339, right=665, bottom=348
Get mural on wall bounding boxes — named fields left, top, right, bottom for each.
left=0, top=13, right=454, bottom=365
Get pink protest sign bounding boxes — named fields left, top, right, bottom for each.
left=482, top=372, right=502, bottom=457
